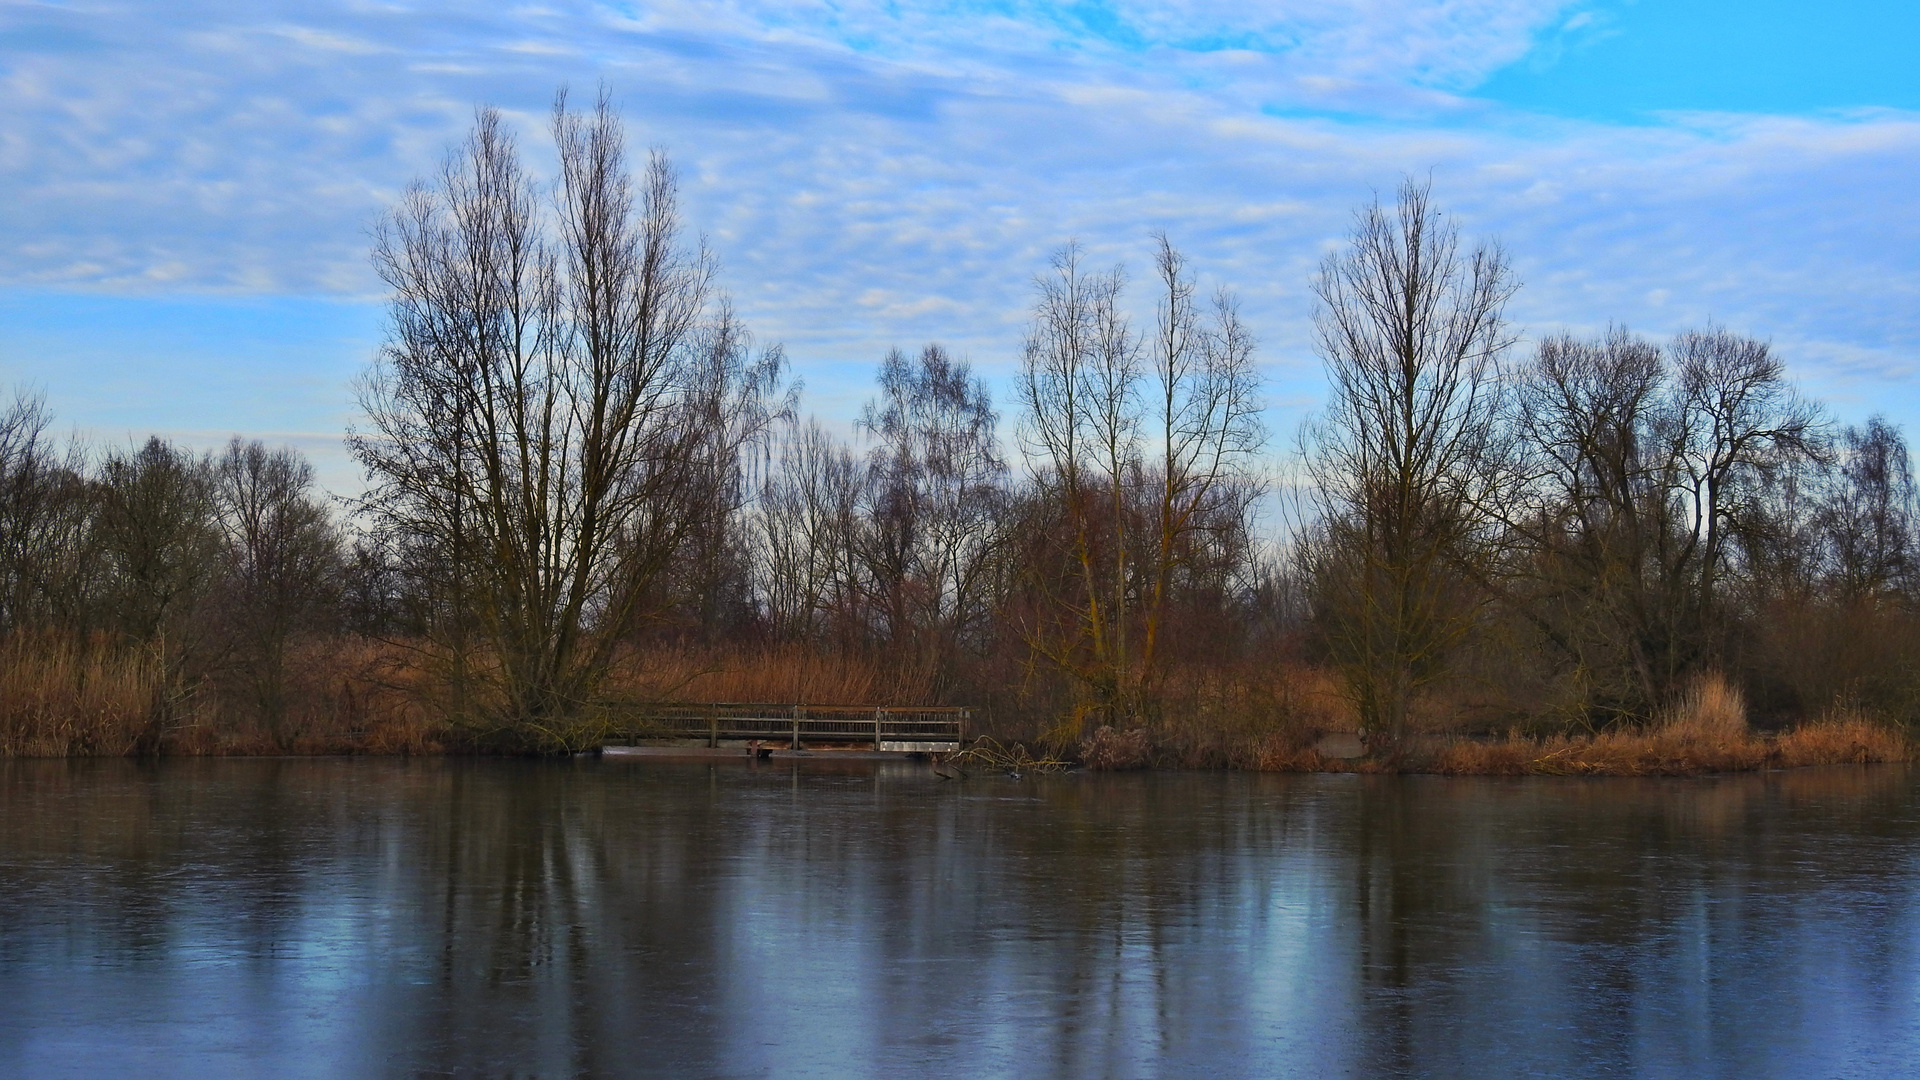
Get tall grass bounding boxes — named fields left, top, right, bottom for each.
left=1088, top=661, right=1356, bottom=769
left=0, top=632, right=443, bottom=757
left=0, top=633, right=156, bottom=756
left=2, top=632, right=1907, bottom=772
left=609, top=644, right=936, bottom=707
left=1423, top=702, right=1908, bottom=777
left=1773, top=708, right=1909, bottom=766
left=1658, top=672, right=1749, bottom=742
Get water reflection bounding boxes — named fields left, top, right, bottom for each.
left=1, top=759, right=1916, bottom=1078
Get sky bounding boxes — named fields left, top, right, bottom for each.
left=1, top=1, right=1917, bottom=496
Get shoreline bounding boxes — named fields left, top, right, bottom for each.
left=5, top=725, right=1908, bottom=778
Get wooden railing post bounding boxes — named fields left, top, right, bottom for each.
left=874, top=707, right=884, bottom=751
left=791, top=704, right=802, bottom=750
left=708, top=709, right=718, bottom=749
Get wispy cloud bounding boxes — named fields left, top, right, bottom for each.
left=1, top=0, right=1917, bottom=468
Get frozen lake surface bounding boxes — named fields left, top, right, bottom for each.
left=2, top=757, right=1917, bottom=1078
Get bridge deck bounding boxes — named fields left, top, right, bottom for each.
left=607, top=703, right=966, bottom=752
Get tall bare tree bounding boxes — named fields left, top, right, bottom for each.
left=1304, top=180, right=1517, bottom=748
left=96, top=437, right=219, bottom=648
left=351, top=91, right=784, bottom=749
left=0, top=391, right=93, bottom=635
left=1016, top=244, right=1137, bottom=729
left=1674, top=327, right=1825, bottom=630
left=1504, top=328, right=1693, bottom=720
left=1017, top=238, right=1263, bottom=733
left=1140, top=235, right=1265, bottom=701
left=1819, top=417, right=1916, bottom=602
left=1500, top=325, right=1826, bottom=721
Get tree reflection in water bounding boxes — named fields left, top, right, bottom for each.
left=1, top=759, right=1915, bottom=1078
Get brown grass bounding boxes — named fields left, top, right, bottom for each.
left=1658, top=672, right=1749, bottom=742
left=0, top=632, right=157, bottom=756
left=1773, top=710, right=1910, bottom=766
left=2, top=636, right=1908, bottom=774
left=1228, top=668, right=1911, bottom=776
left=0, top=632, right=444, bottom=757
left=1417, top=711, right=1909, bottom=777
left=1130, top=661, right=1357, bottom=769
left=608, top=643, right=936, bottom=707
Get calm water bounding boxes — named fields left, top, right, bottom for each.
left=2, top=758, right=1918, bottom=1079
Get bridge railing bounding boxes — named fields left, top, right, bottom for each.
left=608, top=703, right=967, bottom=751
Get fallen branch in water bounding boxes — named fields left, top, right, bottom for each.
left=947, top=736, right=1072, bottom=777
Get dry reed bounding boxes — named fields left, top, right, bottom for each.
left=1079, top=726, right=1151, bottom=770
left=609, top=644, right=935, bottom=708
left=1420, top=712, right=1909, bottom=777
left=1658, top=672, right=1749, bottom=742
left=1773, top=709, right=1909, bottom=766
left=0, top=633, right=156, bottom=757
left=3, top=634, right=1908, bottom=773
left=1134, top=662, right=1356, bottom=769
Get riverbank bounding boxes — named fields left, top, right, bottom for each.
left=1242, top=716, right=1913, bottom=776
left=2, top=634, right=1909, bottom=774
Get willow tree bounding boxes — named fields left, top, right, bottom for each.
left=1304, top=180, right=1517, bottom=750
left=351, top=92, right=784, bottom=750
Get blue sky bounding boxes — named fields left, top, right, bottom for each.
left=1, top=1, right=1916, bottom=496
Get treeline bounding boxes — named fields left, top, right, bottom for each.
left=0, top=407, right=354, bottom=752
left=1301, top=183, right=1920, bottom=754
left=2, top=94, right=1916, bottom=761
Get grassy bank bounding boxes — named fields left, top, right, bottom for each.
left=1101, top=673, right=1915, bottom=776
left=1058, top=716, right=1913, bottom=777
left=2, top=636, right=1910, bottom=774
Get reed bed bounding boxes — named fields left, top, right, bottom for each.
left=0, top=632, right=442, bottom=757
left=1, top=636, right=1910, bottom=774
left=608, top=644, right=936, bottom=708
left=1421, top=677, right=1910, bottom=776
left=0, top=633, right=156, bottom=757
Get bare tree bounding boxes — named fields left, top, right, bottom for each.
left=96, top=437, right=219, bottom=648
left=210, top=438, right=342, bottom=735
left=755, top=418, right=866, bottom=644
left=1140, top=235, right=1265, bottom=702
left=1674, top=326, right=1825, bottom=629
left=1304, top=179, right=1517, bottom=748
left=1498, top=325, right=1827, bottom=722
left=653, top=306, right=794, bottom=640
left=0, top=390, right=93, bottom=635
left=858, top=344, right=1009, bottom=689
left=351, top=90, right=784, bottom=749
left=1504, top=328, right=1693, bottom=720
left=1819, top=416, right=1916, bottom=602
left=1016, top=238, right=1263, bottom=733
left=1016, top=243, right=1142, bottom=730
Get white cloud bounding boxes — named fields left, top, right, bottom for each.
left=0, top=0, right=1916, bottom=453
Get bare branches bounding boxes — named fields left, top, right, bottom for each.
left=1016, top=237, right=1265, bottom=732
left=351, top=94, right=785, bottom=747
left=857, top=344, right=1009, bottom=678
left=1304, top=178, right=1517, bottom=745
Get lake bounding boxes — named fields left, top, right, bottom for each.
left=2, top=757, right=1917, bottom=1078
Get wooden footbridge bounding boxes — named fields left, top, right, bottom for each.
left=606, top=703, right=967, bottom=753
